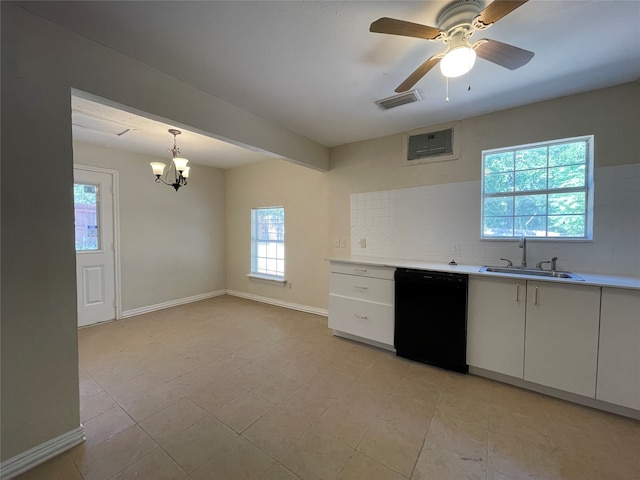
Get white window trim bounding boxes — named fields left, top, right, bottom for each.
left=250, top=206, right=286, bottom=282
left=246, top=273, right=287, bottom=286
left=480, top=135, right=594, bottom=241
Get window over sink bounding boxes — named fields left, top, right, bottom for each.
left=481, top=135, right=593, bottom=240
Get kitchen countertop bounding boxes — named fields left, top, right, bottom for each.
left=327, top=255, right=640, bottom=290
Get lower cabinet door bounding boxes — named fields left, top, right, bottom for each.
left=524, top=282, right=601, bottom=397
left=597, top=288, right=640, bottom=410
left=328, top=295, right=394, bottom=346
left=467, top=277, right=526, bottom=378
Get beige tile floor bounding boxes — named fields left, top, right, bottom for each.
left=16, top=295, right=639, bottom=480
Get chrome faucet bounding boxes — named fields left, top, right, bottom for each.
left=536, top=256, right=559, bottom=271
left=500, top=258, right=513, bottom=267
left=519, top=236, right=527, bottom=268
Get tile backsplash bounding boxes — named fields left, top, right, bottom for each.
left=350, top=163, right=640, bottom=276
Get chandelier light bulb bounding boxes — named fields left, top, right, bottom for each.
left=173, top=157, right=189, bottom=172
left=150, top=162, right=166, bottom=176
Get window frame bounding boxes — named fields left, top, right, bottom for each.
left=481, top=135, right=594, bottom=241
left=250, top=206, right=286, bottom=283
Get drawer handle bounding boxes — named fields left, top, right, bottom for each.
left=534, top=286, right=539, bottom=305
left=353, top=314, right=368, bottom=319
left=515, top=282, right=520, bottom=302
left=353, top=268, right=367, bottom=272
left=354, top=285, right=368, bottom=290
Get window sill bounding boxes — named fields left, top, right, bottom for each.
left=247, top=273, right=287, bottom=286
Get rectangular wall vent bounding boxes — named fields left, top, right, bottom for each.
left=375, top=90, right=422, bottom=110
left=407, top=128, right=453, bottom=160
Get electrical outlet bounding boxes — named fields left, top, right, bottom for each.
left=333, top=237, right=340, bottom=247
left=288, top=281, right=293, bottom=290
left=359, top=238, right=367, bottom=248
left=450, top=242, right=462, bottom=256
left=340, top=238, right=346, bottom=248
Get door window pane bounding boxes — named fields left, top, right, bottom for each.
left=74, top=183, right=100, bottom=251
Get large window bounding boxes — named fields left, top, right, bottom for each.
left=482, top=136, right=593, bottom=239
left=251, top=207, right=285, bottom=279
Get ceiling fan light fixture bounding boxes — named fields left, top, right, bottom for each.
left=440, top=45, right=476, bottom=78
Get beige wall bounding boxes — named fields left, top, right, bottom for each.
left=327, top=82, right=640, bottom=258
left=0, top=3, right=326, bottom=463
left=226, top=160, right=329, bottom=310
left=72, top=142, right=226, bottom=312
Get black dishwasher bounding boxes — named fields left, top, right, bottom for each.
left=394, top=268, right=468, bottom=373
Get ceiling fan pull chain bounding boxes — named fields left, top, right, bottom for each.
left=446, top=77, right=450, bottom=102
left=468, top=69, right=472, bottom=91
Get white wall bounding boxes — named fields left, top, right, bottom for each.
left=73, top=142, right=226, bottom=312
left=328, top=82, right=640, bottom=278
left=349, top=163, right=640, bottom=276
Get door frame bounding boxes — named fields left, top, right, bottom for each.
left=74, top=164, right=122, bottom=321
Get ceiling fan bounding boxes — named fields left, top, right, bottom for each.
left=370, top=0, right=534, bottom=93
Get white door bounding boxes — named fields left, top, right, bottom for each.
left=74, top=167, right=117, bottom=327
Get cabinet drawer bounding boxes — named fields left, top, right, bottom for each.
left=328, top=295, right=394, bottom=346
left=330, top=262, right=395, bottom=280
left=330, top=273, right=394, bottom=304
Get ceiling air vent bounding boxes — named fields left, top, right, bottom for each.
left=72, top=112, right=135, bottom=137
left=375, top=90, right=422, bottom=110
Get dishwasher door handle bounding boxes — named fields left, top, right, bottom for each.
left=353, top=313, right=368, bottom=320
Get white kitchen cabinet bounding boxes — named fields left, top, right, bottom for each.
left=596, top=287, right=640, bottom=410
left=467, top=277, right=526, bottom=378
left=328, top=262, right=394, bottom=347
left=524, top=281, right=601, bottom=397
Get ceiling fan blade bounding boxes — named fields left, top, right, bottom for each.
left=474, top=0, right=528, bottom=28
left=370, top=17, right=443, bottom=41
left=395, top=55, right=442, bottom=93
left=474, top=39, right=534, bottom=70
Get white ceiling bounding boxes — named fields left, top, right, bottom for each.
left=71, top=95, right=278, bottom=168
left=21, top=0, right=640, bottom=168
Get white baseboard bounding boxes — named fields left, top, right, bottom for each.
left=469, top=366, right=640, bottom=421
left=0, top=426, right=85, bottom=480
left=226, top=290, right=328, bottom=317
left=332, top=330, right=395, bottom=352
left=120, top=290, right=227, bottom=318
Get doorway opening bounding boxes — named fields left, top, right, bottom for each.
left=74, top=165, right=121, bottom=327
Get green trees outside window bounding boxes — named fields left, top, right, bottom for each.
left=482, top=137, right=592, bottom=239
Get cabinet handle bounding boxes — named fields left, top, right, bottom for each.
left=353, top=268, right=367, bottom=272
left=354, top=285, right=368, bottom=290
left=515, top=282, right=520, bottom=302
left=534, top=286, right=539, bottom=305
left=353, top=314, right=368, bottom=319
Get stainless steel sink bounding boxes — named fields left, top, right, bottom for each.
left=480, top=266, right=583, bottom=280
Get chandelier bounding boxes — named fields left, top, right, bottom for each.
left=150, top=129, right=190, bottom=191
